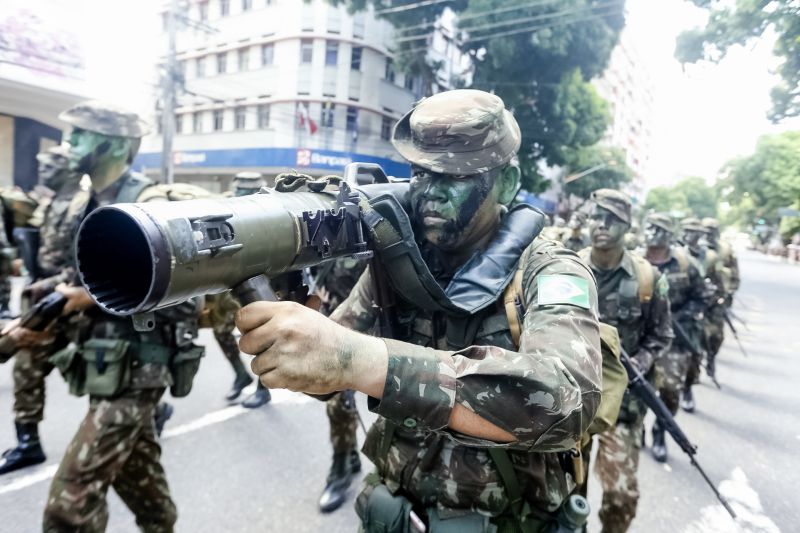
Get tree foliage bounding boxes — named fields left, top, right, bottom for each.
left=644, top=176, right=719, bottom=218
left=563, top=145, right=633, bottom=199
left=718, top=130, right=800, bottom=228
left=333, top=0, right=625, bottom=192
left=675, top=0, right=800, bottom=122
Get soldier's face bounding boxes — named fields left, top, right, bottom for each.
left=683, top=229, right=702, bottom=246
left=67, top=128, right=127, bottom=175
left=409, top=165, right=502, bottom=250
left=589, top=207, right=628, bottom=250
left=645, top=224, right=672, bottom=248
left=38, top=158, right=67, bottom=187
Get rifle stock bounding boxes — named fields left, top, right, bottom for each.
left=0, top=292, right=67, bottom=362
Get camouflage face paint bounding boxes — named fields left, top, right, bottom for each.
left=589, top=207, right=628, bottom=250
left=409, top=165, right=500, bottom=251
left=644, top=224, right=671, bottom=248
left=68, top=128, right=131, bottom=192
left=683, top=229, right=702, bottom=247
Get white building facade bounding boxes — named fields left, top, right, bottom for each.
left=138, top=0, right=433, bottom=191
left=593, top=30, right=655, bottom=203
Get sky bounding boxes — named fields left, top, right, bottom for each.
left=71, top=0, right=800, bottom=190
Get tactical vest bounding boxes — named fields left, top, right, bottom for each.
left=661, top=246, right=692, bottom=310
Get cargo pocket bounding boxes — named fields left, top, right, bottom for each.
left=81, top=339, right=131, bottom=397
left=169, top=344, right=205, bottom=398
left=49, top=341, right=86, bottom=397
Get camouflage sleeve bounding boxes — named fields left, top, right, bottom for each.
left=728, top=251, right=740, bottom=293
left=686, top=258, right=709, bottom=318
left=329, top=266, right=378, bottom=333
left=635, top=269, right=672, bottom=372
left=370, top=241, right=602, bottom=451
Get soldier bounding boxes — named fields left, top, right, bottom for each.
left=644, top=213, right=707, bottom=462
left=204, top=172, right=266, bottom=404
left=578, top=189, right=672, bottom=533
left=0, top=187, right=39, bottom=317
left=681, top=217, right=724, bottom=389
left=39, top=101, right=203, bottom=531
left=702, top=218, right=740, bottom=307
left=236, top=89, right=602, bottom=531
left=0, top=145, right=89, bottom=475
left=561, top=211, right=590, bottom=252
left=316, top=257, right=368, bottom=513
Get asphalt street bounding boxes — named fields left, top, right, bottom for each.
left=0, top=248, right=797, bottom=532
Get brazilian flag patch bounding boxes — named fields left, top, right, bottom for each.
left=537, top=275, right=590, bottom=309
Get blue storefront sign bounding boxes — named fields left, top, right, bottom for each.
left=134, top=147, right=411, bottom=179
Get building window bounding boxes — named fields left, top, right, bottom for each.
left=261, top=43, right=274, bottom=66
left=193, top=112, right=202, bottom=133
left=216, top=52, right=227, bottom=74
left=300, top=39, right=313, bottom=64
left=242, top=0, right=252, bottom=11
left=220, top=0, right=230, bottom=16
left=384, top=58, right=395, bottom=83
left=213, top=109, right=224, bottom=131
left=199, top=2, right=209, bottom=21
left=238, top=48, right=249, bottom=71
left=346, top=106, right=358, bottom=132
left=175, top=114, right=183, bottom=134
left=321, top=102, right=335, bottom=128
left=381, top=116, right=392, bottom=141
left=235, top=107, right=247, bottom=130
left=325, top=41, right=338, bottom=66
left=350, top=46, right=362, bottom=71
left=196, top=57, right=206, bottom=78
left=257, top=104, right=270, bottom=128
left=404, top=74, right=415, bottom=92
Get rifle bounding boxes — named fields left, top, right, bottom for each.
left=723, top=311, right=749, bottom=357
left=619, top=346, right=737, bottom=519
left=0, top=291, right=67, bottom=363
left=672, top=319, right=720, bottom=389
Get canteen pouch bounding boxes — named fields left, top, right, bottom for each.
left=169, top=344, right=205, bottom=398
left=49, top=341, right=86, bottom=397
left=81, top=339, right=131, bottom=397
left=361, top=483, right=413, bottom=533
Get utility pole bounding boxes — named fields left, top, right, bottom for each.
left=161, top=0, right=178, bottom=184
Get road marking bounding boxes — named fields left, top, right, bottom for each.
left=0, top=390, right=313, bottom=495
left=683, top=467, right=780, bottom=533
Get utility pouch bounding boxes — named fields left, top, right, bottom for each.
left=49, top=341, right=86, bottom=397
left=362, top=483, right=413, bottom=533
left=427, top=507, right=496, bottom=533
left=169, top=344, right=205, bottom=398
left=81, top=339, right=131, bottom=397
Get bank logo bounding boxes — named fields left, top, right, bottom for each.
left=296, top=149, right=312, bottom=166
left=174, top=152, right=207, bottom=165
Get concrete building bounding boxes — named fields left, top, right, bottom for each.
left=0, top=0, right=88, bottom=190
left=138, top=0, right=449, bottom=191
left=593, top=30, right=655, bottom=203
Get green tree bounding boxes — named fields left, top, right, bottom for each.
left=719, top=130, right=800, bottom=226
left=644, top=176, right=719, bottom=218
left=334, top=0, right=625, bottom=192
left=675, top=1, right=800, bottom=122
left=563, top=145, right=633, bottom=199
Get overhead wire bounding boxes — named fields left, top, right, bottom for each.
left=374, top=0, right=454, bottom=16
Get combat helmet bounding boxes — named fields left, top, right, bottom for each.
left=701, top=217, right=720, bottom=235
left=58, top=100, right=150, bottom=139
left=681, top=217, right=705, bottom=232
left=391, top=89, right=521, bottom=175
left=233, top=171, right=265, bottom=197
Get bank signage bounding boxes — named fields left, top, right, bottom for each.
left=137, top=147, right=410, bottom=178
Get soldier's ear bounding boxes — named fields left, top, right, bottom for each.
left=497, top=164, right=520, bottom=206
left=109, top=137, right=133, bottom=162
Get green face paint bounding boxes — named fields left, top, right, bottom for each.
left=68, top=128, right=131, bottom=192
left=409, top=165, right=501, bottom=251
left=589, top=206, right=628, bottom=250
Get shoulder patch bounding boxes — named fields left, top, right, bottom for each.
left=656, top=274, right=669, bottom=297
left=537, top=274, right=590, bottom=309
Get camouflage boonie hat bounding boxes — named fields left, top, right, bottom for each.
left=590, top=188, right=631, bottom=223
left=702, top=217, right=720, bottom=233
left=392, top=89, right=521, bottom=175
left=59, top=100, right=150, bottom=138
left=233, top=171, right=265, bottom=190
left=646, top=213, right=675, bottom=233
left=36, top=144, right=71, bottom=166
left=681, top=217, right=704, bottom=231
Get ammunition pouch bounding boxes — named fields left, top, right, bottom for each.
left=169, top=344, right=205, bottom=397
left=49, top=342, right=86, bottom=397
left=81, top=339, right=132, bottom=397
left=360, top=483, right=414, bottom=533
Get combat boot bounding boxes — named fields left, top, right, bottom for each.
left=154, top=402, right=174, bottom=437
left=318, top=450, right=362, bottom=513
left=226, top=372, right=254, bottom=402
left=0, top=422, right=46, bottom=475
left=680, top=387, right=696, bottom=413
left=706, top=357, right=716, bottom=381
left=651, top=422, right=668, bottom=463
left=242, top=383, right=271, bottom=409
